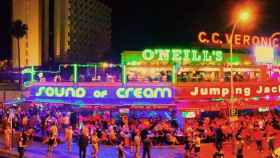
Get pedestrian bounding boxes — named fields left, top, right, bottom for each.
left=253, top=128, right=263, bottom=152
left=3, top=126, right=12, bottom=151
left=235, top=135, right=244, bottom=158
left=194, top=134, right=201, bottom=158
left=266, top=125, right=276, bottom=152
left=212, top=147, right=224, bottom=158
left=47, top=133, right=56, bottom=157
left=142, top=136, right=152, bottom=158
left=91, top=132, right=99, bottom=158
left=17, top=132, right=27, bottom=158
left=118, top=138, right=126, bottom=158
left=184, top=135, right=191, bottom=158
left=64, top=126, right=73, bottom=152
left=134, top=131, right=141, bottom=158
left=214, top=126, right=224, bottom=150
left=78, top=130, right=89, bottom=158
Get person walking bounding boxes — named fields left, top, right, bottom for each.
left=235, top=135, right=244, bottom=158
left=253, top=128, right=263, bottom=152
left=47, top=133, right=56, bottom=157
left=17, top=132, right=27, bottom=158
left=142, top=136, right=152, bottom=158
left=212, top=147, right=224, bottom=158
left=64, top=126, right=73, bottom=152
left=118, top=139, right=126, bottom=158
left=91, top=132, right=99, bottom=158
left=78, top=131, right=89, bottom=158
left=194, top=134, right=201, bottom=158
left=134, top=132, right=141, bottom=158
left=214, top=126, right=224, bottom=150
left=3, top=126, right=12, bottom=151
left=184, top=135, right=191, bottom=158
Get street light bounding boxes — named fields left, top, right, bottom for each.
left=229, top=9, right=251, bottom=117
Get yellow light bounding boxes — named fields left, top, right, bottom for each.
left=254, top=46, right=274, bottom=63
left=102, top=62, right=109, bottom=68
left=239, top=11, right=250, bottom=22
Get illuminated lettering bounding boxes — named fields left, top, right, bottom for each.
left=243, top=35, right=250, bottom=45
left=46, top=87, right=55, bottom=97
left=157, top=49, right=170, bottom=61
left=116, top=88, right=126, bottom=98
left=273, top=38, right=279, bottom=47
left=93, top=90, right=108, bottom=98
left=198, top=32, right=280, bottom=48
left=133, top=88, right=142, bottom=98
left=116, top=87, right=172, bottom=99
left=55, top=87, right=65, bottom=97
left=198, top=32, right=208, bottom=43
left=215, top=50, right=223, bottom=61
left=252, top=36, right=260, bottom=45
left=35, top=86, right=87, bottom=98
left=225, top=33, right=231, bottom=44
left=172, top=49, right=182, bottom=62
left=141, top=48, right=224, bottom=63
left=260, top=37, right=269, bottom=46
left=202, top=50, right=210, bottom=61
left=36, top=86, right=45, bottom=96
left=191, top=49, right=200, bottom=61
left=212, top=32, right=220, bottom=44
left=143, top=88, right=154, bottom=98
left=65, top=87, right=76, bottom=97
left=142, top=49, right=155, bottom=60
left=234, top=34, right=241, bottom=45
left=76, top=88, right=86, bottom=98
left=243, top=88, right=250, bottom=96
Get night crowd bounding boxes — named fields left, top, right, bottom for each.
left=0, top=104, right=279, bottom=158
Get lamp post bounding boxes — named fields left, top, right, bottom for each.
left=229, top=10, right=250, bottom=117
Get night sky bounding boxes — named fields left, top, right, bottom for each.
left=1, top=0, right=280, bottom=61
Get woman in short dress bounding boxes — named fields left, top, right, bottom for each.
left=92, top=132, right=99, bottom=158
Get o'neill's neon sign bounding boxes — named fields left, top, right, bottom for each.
left=142, top=48, right=223, bottom=63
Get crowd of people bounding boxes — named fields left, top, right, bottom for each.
left=0, top=103, right=279, bottom=158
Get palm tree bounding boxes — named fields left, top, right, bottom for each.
left=11, top=20, right=28, bottom=89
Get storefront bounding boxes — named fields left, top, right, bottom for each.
left=16, top=46, right=279, bottom=115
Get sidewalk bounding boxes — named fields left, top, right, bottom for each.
left=0, top=136, right=279, bottom=158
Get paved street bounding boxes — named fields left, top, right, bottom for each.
left=0, top=138, right=279, bottom=158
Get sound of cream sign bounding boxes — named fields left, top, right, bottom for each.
left=176, top=82, right=280, bottom=99
left=30, top=85, right=173, bottom=104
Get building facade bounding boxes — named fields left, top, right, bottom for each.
left=67, top=0, right=112, bottom=63
left=12, top=0, right=111, bottom=67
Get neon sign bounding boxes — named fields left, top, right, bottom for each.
left=30, top=84, right=173, bottom=104
left=116, top=87, right=172, bottom=99
left=176, top=82, right=280, bottom=99
left=142, top=48, right=223, bottom=63
left=198, top=32, right=279, bottom=48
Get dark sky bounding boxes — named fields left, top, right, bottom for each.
left=111, top=0, right=280, bottom=54
left=0, top=0, right=11, bottom=60
left=1, top=0, right=280, bottom=60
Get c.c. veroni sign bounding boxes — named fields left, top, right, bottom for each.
left=198, top=31, right=279, bottom=48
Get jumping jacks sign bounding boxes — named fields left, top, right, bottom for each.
left=175, top=82, right=280, bottom=99
left=28, top=82, right=174, bottom=105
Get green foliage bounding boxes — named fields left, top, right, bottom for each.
left=11, top=20, right=28, bottom=39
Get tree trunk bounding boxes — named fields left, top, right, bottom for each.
left=17, top=38, right=21, bottom=90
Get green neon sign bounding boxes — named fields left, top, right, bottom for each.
left=142, top=48, right=223, bottom=63
left=121, top=48, right=224, bottom=65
